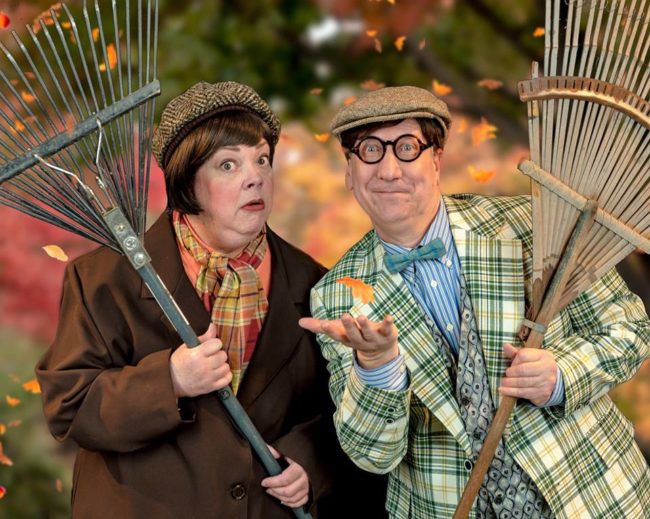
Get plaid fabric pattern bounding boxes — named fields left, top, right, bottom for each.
left=174, top=211, right=268, bottom=394
left=310, top=194, right=650, bottom=519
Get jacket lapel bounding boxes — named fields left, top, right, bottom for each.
left=446, top=197, right=526, bottom=408
left=348, top=231, right=471, bottom=456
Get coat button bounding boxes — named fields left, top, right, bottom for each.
left=230, top=483, right=247, bottom=500
left=464, top=459, right=473, bottom=471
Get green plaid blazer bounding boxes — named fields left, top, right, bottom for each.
left=311, top=195, right=650, bottom=518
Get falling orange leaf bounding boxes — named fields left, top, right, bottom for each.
left=43, top=244, right=69, bottom=262
left=457, top=118, right=468, bottom=134
left=360, top=79, right=385, bottom=91
left=432, top=80, right=452, bottom=96
left=418, top=39, right=426, bottom=50
left=365, top=29, right=378, bottom=38
left=7, top=421, right=21, bottom=428
left=60, top=21, right=71, bottom=29
left=533, top=27, right=545, bottom=37
left=98, top=43, right=118, bottom=72
left=394, top=36, right=406, bottom=51
left=374, top=38, right=382, bottom=53
left=337, top=277, right=375, bottom=304
left=387, top=0, right=396, bottom=4
left=309, top=87, right=323, bottom=95
left=21, top=91, right=36, bottom=103
left=0, top=424, right=5, bottom=435
left=64, top=114, right=76, bottom=135
left=22, top=379, right=41, bottom=394
left=0, top=12, right=10, bottom=29
left=11, top=120, right=25, bottom=135
left=343, top=96, right=357, bottom=106
left=55, top=479, right=63, bottom=493
left=0, top=486, right=5, bottom=499
left=0, top=443, right=13, bottom=466
left=471, top=117, right=498, bottom=147
left=468, top=165, right=496, bottom=183
left=477, top=78, right=503, bottom=90
left=92, top=27, right=100, bottom=42
left=314, top=133, right=330, bottom=143
left=5, top=396, right=19, bottom=407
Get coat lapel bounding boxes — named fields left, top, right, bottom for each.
left=446, top=197, right=526, bottom=408
left=348, top=231, right=471, bottom=456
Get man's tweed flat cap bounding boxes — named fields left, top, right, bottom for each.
left=329, top=85, right=452, bottom=143
left=152, top=81, right=281, bottom=168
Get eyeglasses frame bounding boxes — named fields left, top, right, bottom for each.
left=349, top=133, right=435, bottom=164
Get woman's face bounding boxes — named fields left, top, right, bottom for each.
left=187, top=139, right=273, bottom=256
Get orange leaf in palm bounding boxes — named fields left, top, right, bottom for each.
left=337, top=277, right=375, bottom=304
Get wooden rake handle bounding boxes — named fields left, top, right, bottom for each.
left=453, top=200, right=598, bottom=519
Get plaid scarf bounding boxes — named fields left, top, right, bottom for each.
left=173, top=211, right=269, bottom=394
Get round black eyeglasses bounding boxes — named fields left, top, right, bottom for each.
left=350, top=134, right=434, bottom=164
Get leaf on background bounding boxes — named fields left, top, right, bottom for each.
left=8, top=374, right=19, bottom=383
left=343, top=96, right=357, bottom=106
left=394, top=36, right=406, bottom=51
left=314, top=133, right=330, bottom=143
left=22, top=379, right=41, bottom=394
left=374, top=38, right=382, bottom=53
left=387, top=0, right=396, bottom=4
left=432, top=80, right=452, bottom=96
left=468, top=165, right=496, bottom=183
left=360, top=79, right=385, bottom=91
left=309, top=87, right=323, bottom=95
left=477, top=78, right=503, bottom=90
left=60, top=21, right=71, bottom=29
left=0, top=13, right=10, bottom=30
left=471, top=117, right=498, bottom=147
left=55, top=479, right=63, bottom=493
left=0, top=443, right=13, bottom=466
left=64, top=113, right=76, bottom=135
left=0, top=424, right=5, bottom=435
left=10, top=120, right=25, bottom=136
left=92, top=27, right=100, bottom=42
left=337, top=276, right=375, bottom=304
left=7, top=421, right=21, bottom=428
left=5, top=396, right=20, bottom=407
left=0, top=485, right=6, bottom=499
left=533, top=27, right=545, bottom=37
left=365, top=29, right=378, bottom=38
left=418, top=39, right=426, bottom=50
left=21, top=91, right=36, bottom=103
left=457, top=118, right=468, bottom=134
left=99, top=44, right=118, bottom=72
left=43, top=244, right=69, bottom=262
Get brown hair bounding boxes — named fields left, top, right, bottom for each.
left=164, top=109, right=275, bottom=214
left=339, top=118, right=445, bottom=158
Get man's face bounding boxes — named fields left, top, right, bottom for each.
left=344, top=118, right=442, bottom=245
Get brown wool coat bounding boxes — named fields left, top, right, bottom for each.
left=36, top=213, right=387, bottom=519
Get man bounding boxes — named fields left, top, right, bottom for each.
left=300, top=86, right=650, bottom=518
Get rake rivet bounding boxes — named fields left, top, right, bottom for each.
left=124, top=236, right=138, bottom=250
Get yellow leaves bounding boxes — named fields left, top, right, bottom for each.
left=43, top=244, right=69, bottom=262
left=360, top=79, right=385, bottom=91
left=337, top=277, right=375, bottom=304
left=313, top=133, right=330, bottom=143
left=394, top=36, right=406, bottom=51
left=5, top=396, right=20, bottom=407
left=0, top=442, right=13, bottom=466
left=98, top=43, right=118, bottom=72
left=457, top=118, right=468, bottom=134
left=468, top=165, right=496, bottom=183
left=365, top=29, right=378, bottom=38
left=20, top=91, right=36, bottom=103
left=343, top=96, right=357, bottom=106
left=471, top=117, right=498, bottom=147
left=22, top=379, right=41, bottom=395
left=0, top=12, right=10, bottom=30
left=92, top=27, right=100, bottom=42
left=432, top=80, right=452, bottom=96
left=477, top=78, right=503, bottom=91
left=533, top=27, right=545, bottom=37
left=0, top=424, right=5, bottom=435
left=309, top=87, right=323, bottom=95
left=9, top=120, right=25, bottom=136
left=374, top=38, right=382, bottom=53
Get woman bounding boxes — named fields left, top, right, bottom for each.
left=36, top=81, right=385, bottom=518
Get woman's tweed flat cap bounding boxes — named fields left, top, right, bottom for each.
left=152, top=81, right=281, bottom=168
left=329, top=85, right=452, bottom=144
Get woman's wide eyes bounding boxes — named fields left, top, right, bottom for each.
left=220, top=160, right=235, bottom=171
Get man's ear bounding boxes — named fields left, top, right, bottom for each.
left=432, top=148, right=443, bottom=170
left=344, top=155, right=354, bottom=191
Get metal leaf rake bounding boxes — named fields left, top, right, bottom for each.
left=454, top=1, right=650, bottom=516
left=0, top=3, right=311, bottom=517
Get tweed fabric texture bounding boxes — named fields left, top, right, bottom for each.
left=153, top=81, right=281, bottom=168
left=329, top=86, right=452, bottom=143
left=173, top=211, right=268, bottom=394
left=310, top=194, right=650, bottom=518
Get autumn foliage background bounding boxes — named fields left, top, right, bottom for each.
left=0, top=0, right=649, bottom=516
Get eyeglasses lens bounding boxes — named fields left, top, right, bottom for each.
left=358, top=135, right=422, bottom=163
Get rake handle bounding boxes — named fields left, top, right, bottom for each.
left=105, top=209, right=312, bottom=519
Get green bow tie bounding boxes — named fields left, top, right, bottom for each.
left=384, top=238, right=446, bottom=274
